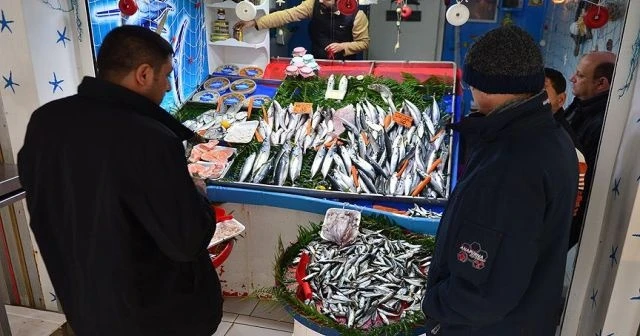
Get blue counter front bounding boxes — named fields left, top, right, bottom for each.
left=207, top=185, right=439, bottom=235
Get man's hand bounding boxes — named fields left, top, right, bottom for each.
left=325, top=43, right=345, bottom=55
left=234, top=20, right=257, bottom=31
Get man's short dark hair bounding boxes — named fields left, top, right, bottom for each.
left=96, top=25, right=174, bottom=80
left=593, top=62, right=615, bottom=83
left=544, top=67, right=566, bottom=94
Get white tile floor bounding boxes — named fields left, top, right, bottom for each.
left=216, top=298, right=293, bottom=336
left=5, top=305, right=66, bottom=336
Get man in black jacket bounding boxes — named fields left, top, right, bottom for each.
left=18, top=26, right=223, bottom=336
left=564, top=51, right=615, bottom=245
left=422, top=25, right=578, bottom=335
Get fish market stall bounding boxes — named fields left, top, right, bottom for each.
left=175, top=60, right=460, bottom=300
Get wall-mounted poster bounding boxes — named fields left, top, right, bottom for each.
left=86, top=0, right=209, bottom=112
left=467, top=0, right=499, bottom=23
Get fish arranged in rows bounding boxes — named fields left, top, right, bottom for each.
left=237, top=84, right=452, bottom=199
left=293, top=228, right=431, bottom=329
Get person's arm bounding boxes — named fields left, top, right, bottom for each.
left=122, top=135, right=215, bottom=262
left=422, top=167, right=547, bottom=327
left=343, top=11, right=369, bottom=56
left=255, top=0, right=314, bottom=29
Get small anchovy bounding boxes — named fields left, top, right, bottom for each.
left=296, top=230, right=431, bottom=330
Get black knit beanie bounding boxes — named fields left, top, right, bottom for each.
left=463, top=25, right=544, bottom=94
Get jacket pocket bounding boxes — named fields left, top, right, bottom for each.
left=449, top=221, right=503, bottom=286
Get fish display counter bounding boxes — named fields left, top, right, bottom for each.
left=174, top=61, right=461, bottom=316
left=178, top=60, right=462, bottom=224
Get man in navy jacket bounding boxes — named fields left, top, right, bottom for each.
left=422, top=25, right=578, bottom=335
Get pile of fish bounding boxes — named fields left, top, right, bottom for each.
left=182, top=102, right=247, bottom=140
left=293, top=228, right=431, bottom=329
left=405, top=204, right=443, bottom=219
left=236, top=83, right=452, bottom=199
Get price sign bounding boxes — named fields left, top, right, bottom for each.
left=293, top=102, right=313, bottom=114
left=392, top=112, right=413, bottom=128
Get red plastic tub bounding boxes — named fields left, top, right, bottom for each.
left=208, top=205, right=235, bottom=267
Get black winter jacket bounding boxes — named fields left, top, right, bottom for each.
left=564, top=92, right=609, bottom=244
left=422, top=92, right=578, bottom=336
left=18, top=77, right=223, bottom=336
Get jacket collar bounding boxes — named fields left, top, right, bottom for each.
left=451, top=91, right=554, bottom=142
left=77, top=76, right=194, bottom=141
left=568, top=91, right=609, bottom=115
left=554, top=107, right=566, bottom=122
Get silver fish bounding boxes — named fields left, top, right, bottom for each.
left=430, top=171, right=446, bottom=197
left=289, top=145, right=303, bottom=184
left=303, top=133, right=316, bottom=153
left=351, top=155, right=375, bottom=179
left=333, top=154, right=348, bottom=174
left=252, top=140, right=271, bottom=174
left=299, top=230, right=429, bottom=329
left=389, top=173, right=398, bottom=194
left=271, top=128, right=284, bottom=145
left=368, top=83, right=395, bottom=109
left=274, top=101, right=285, bottom=130
left=252, top=157, right=274, bottom=183
left=404, top=170, right=413, bottom=196
left=358, top=170, right=378, bottom=194
left=423, top=109, right=436, bottom=136
left=239, top=152, right=256, bottom=182
left=339, top=145, right=353, bottom=172
left=267, top=101, right=276, bottom=127
left=310, top=145, right=328, bottom=178
left=321, top=144, right=337, bottom=178
left=275, top=143, right=292, bottom=186
left=432, top=96, right=441, bottom=125
left=404, top=99, right=422, bottom=123
left=334, top=169, right=356, bottom=192
left=311, top=108, right=322, bottom=130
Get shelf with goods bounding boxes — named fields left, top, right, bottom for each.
left=204, top=0, right=270, bottom=74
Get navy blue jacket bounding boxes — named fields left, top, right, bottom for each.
left=422, top=92, right=578, bottom=336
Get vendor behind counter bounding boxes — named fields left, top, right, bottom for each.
left=235, top=0, right=369, bottom=60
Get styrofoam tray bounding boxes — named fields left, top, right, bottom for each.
left=208, top=218, right=246, bottom=247
left=224, top=120, right=259, bottom=143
